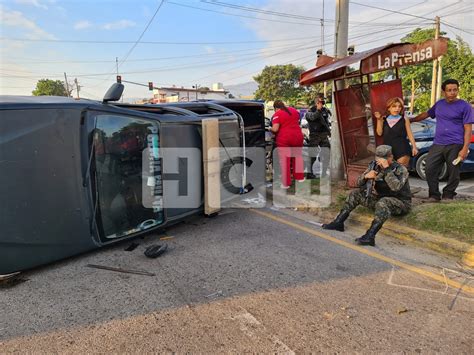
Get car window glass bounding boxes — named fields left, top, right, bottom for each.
left=92, top=114, right=163, bottom=240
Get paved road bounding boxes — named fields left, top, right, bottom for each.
left=409, top=172, right=474, bottom=198
left=1, top=207, right=473, bottom=352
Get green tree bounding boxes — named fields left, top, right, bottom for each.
left=253, top=64, right=305, bottom=103
left=295, top=83, right=333, bottom=107
left=442, top=36, right=474, bottom=101
left=398, top=28, right=474, bottom=112
left=32, top=79, right=69, bottom=96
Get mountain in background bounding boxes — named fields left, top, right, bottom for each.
left=225, top=81, right=258, bottom=99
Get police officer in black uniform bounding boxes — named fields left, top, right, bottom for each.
left=304, top=95, right=331, bottom=178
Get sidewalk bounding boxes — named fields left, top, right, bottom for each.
left=346, top=213, right=472, bottom=258
left=267, top=179, right=473, bottom=260
left=409, top=175, right=474, bottom=199
left=325, top=179, right=473, bottom=259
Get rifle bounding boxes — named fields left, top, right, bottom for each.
left=365, top=160, right=379, bottom=200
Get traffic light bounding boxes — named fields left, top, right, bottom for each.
left=148, top=82, right=154, bottom=91
left=116, top=75, right=122, bottom=83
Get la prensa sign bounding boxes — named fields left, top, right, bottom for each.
left=361, top=38, right=448, bottom=74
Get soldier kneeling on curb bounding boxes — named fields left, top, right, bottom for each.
left=322, top=145, right=411, bottom=246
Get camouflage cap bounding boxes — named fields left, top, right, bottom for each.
left=375, top=145, right=392, bottom=158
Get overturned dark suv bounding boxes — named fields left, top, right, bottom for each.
left=0, top=87, right=267, bottom=277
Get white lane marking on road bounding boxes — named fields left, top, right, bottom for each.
left=387, top=266, right=474, bottom=302
left=232, top=308, right=295, bottom=354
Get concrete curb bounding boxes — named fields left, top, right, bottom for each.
left=266, top=186, right=472, bottom=258
left=347, top=213, right=472, bottom=258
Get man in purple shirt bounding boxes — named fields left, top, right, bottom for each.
left=412, top=79, right=473, bottom=201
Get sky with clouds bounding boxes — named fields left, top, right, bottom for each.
left=0, top=0, right=472, bottom=100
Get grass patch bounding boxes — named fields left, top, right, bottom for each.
left=402, top=202, right=474, bottom=244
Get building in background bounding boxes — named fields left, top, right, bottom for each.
left=151, top=82, right=229, bottom=103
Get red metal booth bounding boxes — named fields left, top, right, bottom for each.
left=300, top=38, right=448, bottom=187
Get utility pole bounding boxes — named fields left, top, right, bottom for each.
left=64, top=72, right=70, bottom=97
left=330, top=0, right=349, bottom=181
left=321, top=0, right=325, bottom=53
left=193, top=84, right=200, bottom=100
left=436, top=54, right=443, bottom=101
left=430, top=16, right=440, bottom=106
left=410, top=78, right=415, bottom=113
left=116, top=57, right=119, bottom=76
left=74, top=78, right=80, bottom=99
left=322, top=0, right=327, bottom=99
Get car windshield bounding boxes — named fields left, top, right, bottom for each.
left=91, top=114, right=164, bottom=240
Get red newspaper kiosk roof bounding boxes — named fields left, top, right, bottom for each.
left=300, top=38, right=448, bottom=86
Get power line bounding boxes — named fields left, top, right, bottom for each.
left=169, top=0, right=425, bottom=28
left=0, top=86, right=33, bottom=89
left=75, top=25, right=429, bottom=79
left=3, top=24, right=430, bottom=81
left=350, top=1, right=434, bottom=21
left=119, top=0, right=165, bottom=68
left=94, top=43, right=319, bottom=79
left=350, top=0, right=429, bottom=30
left=200, top=0, right=325, bottom=22
left=440, top=20, right=474, bottom=35
left=0, top=23, right=431, bottom=82
left=0, top=40, right=312, bottom=78
left=2, top=36, right=321, bottom=64
left=186, top=23, right=429, bottom=85
left=166, top=0, right=321, bottom=26
left=220, top=26, right=428, bottom=86
left=351, top=1, right=474, bottom=36
left=0, top=36, right=325, bottom=45
left=440, top=4, right=473, bottom=17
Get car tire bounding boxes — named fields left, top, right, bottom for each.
left=415, top=153, right=448, bottom=180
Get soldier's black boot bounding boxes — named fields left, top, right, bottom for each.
left=355, top=219, right=383, bottom=246
left=322, top=211, right=350, bottom=232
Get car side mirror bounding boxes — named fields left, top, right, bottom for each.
left=103, top=83, right=124, bottom=103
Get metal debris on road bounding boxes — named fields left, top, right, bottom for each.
left=397, top=308, right=410, bottom=314
left=159, top=236, right=175, bottom=241
left=205, top=290, right=224, bottom=299
left=86, top=264, right=155, bottom=276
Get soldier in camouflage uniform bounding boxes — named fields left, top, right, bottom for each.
left=322, top=145, right=411, bottom=246
left=304, top=96, right=331, bottom=178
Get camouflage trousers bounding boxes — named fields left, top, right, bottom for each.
left=341, top=190, right=411, bottom=224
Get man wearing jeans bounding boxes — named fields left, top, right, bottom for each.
left=412, top=79, right=473, bottom=201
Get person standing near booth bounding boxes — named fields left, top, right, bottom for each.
left=269, top=100, right=305, bottom=189
left=305, top=94, right=331, bottom=178
left=374, top=97, right=418, bottom=167
left=411, top=79, right=473, bottom=201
